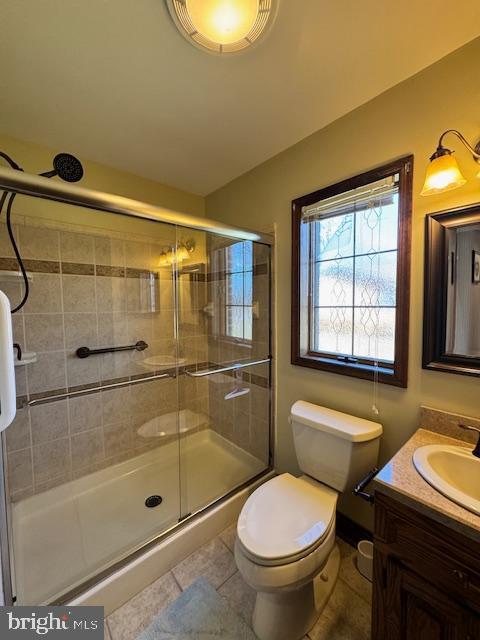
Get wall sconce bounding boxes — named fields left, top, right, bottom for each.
left=421, top=129, right=480, bottom=196
left=158, top=250, right=174, bottom=267
left=159, top=240, right=195, bottom=267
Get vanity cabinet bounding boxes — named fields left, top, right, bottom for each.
left=372, top=492, right=480, bottom=640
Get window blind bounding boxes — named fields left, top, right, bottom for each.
left=301, top=174, right=399, bottom=222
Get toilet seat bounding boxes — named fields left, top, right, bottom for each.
left=237, top=473, right=337, bottom=567
left=234, top=514, right=337, bottom=593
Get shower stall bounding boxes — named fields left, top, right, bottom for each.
left=0, top=168, right=273, bottom=606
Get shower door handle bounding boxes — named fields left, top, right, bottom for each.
left=185, top=357, right=271, bottom=377
left=0, top=291, right=16, bottom=431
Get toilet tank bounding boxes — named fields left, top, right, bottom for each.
left=291, top=401, right=382, bottom=493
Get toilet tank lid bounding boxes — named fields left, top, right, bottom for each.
left=290, top=401, right=382, bottom=442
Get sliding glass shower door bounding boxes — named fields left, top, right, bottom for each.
left=177, top=232, right=271, bottom=518
left=0, top=188, right=272, bottom=606
left=1, top=198, right=182, bottom=604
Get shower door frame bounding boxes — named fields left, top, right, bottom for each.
left=0, top=167, right=273, bottom=245
left=0, top=166, right=275, bottom=606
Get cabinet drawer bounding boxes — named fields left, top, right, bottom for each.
left=375, top=493, right=480, bottom=613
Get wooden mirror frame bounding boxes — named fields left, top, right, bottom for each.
left=423, top=202, right=480, bottom=377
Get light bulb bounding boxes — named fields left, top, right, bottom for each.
left=176, top=245, right=189, bottom=262
left=186, top=0, right=258, bottom=45
left=159, top=252, right=170, bottom=267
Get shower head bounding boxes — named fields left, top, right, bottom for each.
left=0, top=148, right=82, bottom=314
left=40, top=153, right=84, bottom=182
left=53, top=153, right=84, bottom=182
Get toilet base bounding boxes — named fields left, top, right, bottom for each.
left=252, top=544, right=341, bottom=640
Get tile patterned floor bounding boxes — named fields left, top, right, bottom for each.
left=105, top=525, right=372, bottom=640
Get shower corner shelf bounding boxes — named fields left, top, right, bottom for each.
left=0, top=270, right=33, bottom=282
left=14, top=351, right=37, bottom=366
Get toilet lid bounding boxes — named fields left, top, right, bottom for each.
left=237, top=473, right=337, bottom=562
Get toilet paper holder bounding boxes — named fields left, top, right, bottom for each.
left=353, top=467, right=379, bottom=503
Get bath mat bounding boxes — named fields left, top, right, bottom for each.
left=137, top=577, right=257, bottom=640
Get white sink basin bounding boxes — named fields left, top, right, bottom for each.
left=413, top=444, right=480, bottom=516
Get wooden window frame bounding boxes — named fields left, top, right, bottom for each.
left=291, top=156, right=413, bottom=388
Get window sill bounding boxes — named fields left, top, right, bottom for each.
left=291, top=353, right=407, bottom=388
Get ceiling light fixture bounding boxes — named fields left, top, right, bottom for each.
left=421, top=129, right=480, bottom=196
left=166, top=0, right=277, bottom=54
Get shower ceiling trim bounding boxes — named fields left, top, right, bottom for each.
left=166, top=0, right=278, bottom=54
left=0, top=167, right=273, bottom=246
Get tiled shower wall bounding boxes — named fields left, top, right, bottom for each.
left=1, top=217, right=209, bottom=501
left=1, top=214, right=271, bottom=503
left=207, top=372, right=270, bottom=465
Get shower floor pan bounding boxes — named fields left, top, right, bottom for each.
left=11, top=429, right=265, bottom=605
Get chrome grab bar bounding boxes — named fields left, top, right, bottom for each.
left=185, top=357, right=271, bottom=378
left=76, top=340, right=148, bottom=359
left=24, top=372, right=171, bottom=408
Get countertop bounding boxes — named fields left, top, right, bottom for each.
left=374, top=428, right=480, bottom=544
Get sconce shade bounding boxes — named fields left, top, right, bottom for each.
left=421, top=152, right=467, bottom=196
left=158, top=241, right=195, bottom=266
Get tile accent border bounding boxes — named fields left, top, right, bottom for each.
left=0, top=257, right=161, bottom=280
left=62, top=262, right=95, bottom=276
left=126, top=267, right=160, bottom=279
left=0, top=257, right=60, bottom=274
left=96, top=265, right=126, bottom=278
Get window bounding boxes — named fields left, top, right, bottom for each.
left=291, top=157, right=413, bottom=387
left=210, top=240, right=254, bottom=342
left=225, top=241, right=253, bottom=341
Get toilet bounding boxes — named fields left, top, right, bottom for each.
left=234, top=401, right=382, bottom=640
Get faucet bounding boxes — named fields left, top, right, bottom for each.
left=459, top=424, right=480, bottom=458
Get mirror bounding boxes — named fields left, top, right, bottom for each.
left=423, top=203, right=480, bottom=376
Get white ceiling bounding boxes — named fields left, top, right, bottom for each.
left=1, top=1, right=480, bottom=196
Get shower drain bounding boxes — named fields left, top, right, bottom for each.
left=145, top=495, right=163, bottom=508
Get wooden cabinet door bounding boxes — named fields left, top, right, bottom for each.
left=466, top=616, right=480, bottom=640
left=374, top=553, right=475, bottom=640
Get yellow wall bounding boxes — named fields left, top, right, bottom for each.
left=0, top=133, right=206, bottom=250
left=0, top=133, right=205, bottom=218
left=206, top=37, right=480, bottom=529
